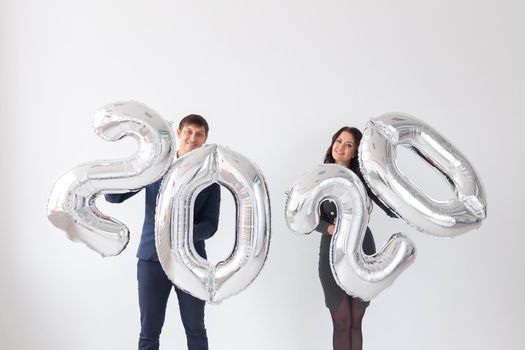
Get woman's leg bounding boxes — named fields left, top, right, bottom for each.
left=329, top=295, right=352, bottom=350
left=349, top=298, right=367, bottom=350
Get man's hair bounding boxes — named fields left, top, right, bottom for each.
left=178, top=114, right=209, bottom=135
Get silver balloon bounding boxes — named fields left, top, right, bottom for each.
left=359, top=113, right=487, bottom=236
left=155, top=144, right=271, bottom=303
left=285, top=164, right=415, bottom=301
left=47, top=101, right=175, bottom=256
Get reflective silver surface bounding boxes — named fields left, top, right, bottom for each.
left=47, top=101, right=175, bottom=256
left=155, top=144, right=271, bottom=303
left=285, top=164, right=415, bottom=301
left=359, top=113, right=487, bottom=236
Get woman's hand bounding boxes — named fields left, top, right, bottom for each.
left=327, top=224, right=335, bottom=235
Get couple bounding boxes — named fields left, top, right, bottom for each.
left=107, top=115, right=394, bottom=350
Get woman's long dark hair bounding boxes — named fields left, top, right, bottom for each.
left=323, top=126, right=363, bottom=176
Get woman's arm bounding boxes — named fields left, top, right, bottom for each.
left=315, top=201, right=336, bottom=235
left=315, top=221, right=335, bottom=235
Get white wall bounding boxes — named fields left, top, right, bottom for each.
left=1, top=1, right=523, bottom=349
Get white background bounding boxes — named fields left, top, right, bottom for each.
left=1, top=1, right=523, bottom=349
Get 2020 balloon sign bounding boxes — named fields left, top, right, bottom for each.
left=48, top=101, right=487, bottom=302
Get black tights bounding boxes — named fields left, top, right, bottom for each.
left=329, top=295, right=366, bottom=350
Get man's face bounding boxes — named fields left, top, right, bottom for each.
left=176, top=123, right=208, bottom=157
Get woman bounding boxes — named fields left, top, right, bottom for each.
left=316, top=126, right=396, bottom=350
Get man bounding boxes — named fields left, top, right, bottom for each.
left=106, top=114, right=221, bottom=350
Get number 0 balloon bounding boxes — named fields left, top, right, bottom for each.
left=359, top=113, right=487, bottom=236
left=48, top=102, right=487, bottom=302
left=155, top=144, right=271, bottom=303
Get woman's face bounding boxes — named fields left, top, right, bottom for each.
left=331, top=131, right=356, bottom=166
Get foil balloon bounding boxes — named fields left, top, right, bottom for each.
left=47, top=101, right=175, bottom=256
left=155, top=144, right=271, bottom=303
left=285, top=164, right=415, bottom=301
left=359, top=113, right=487, bottom=237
